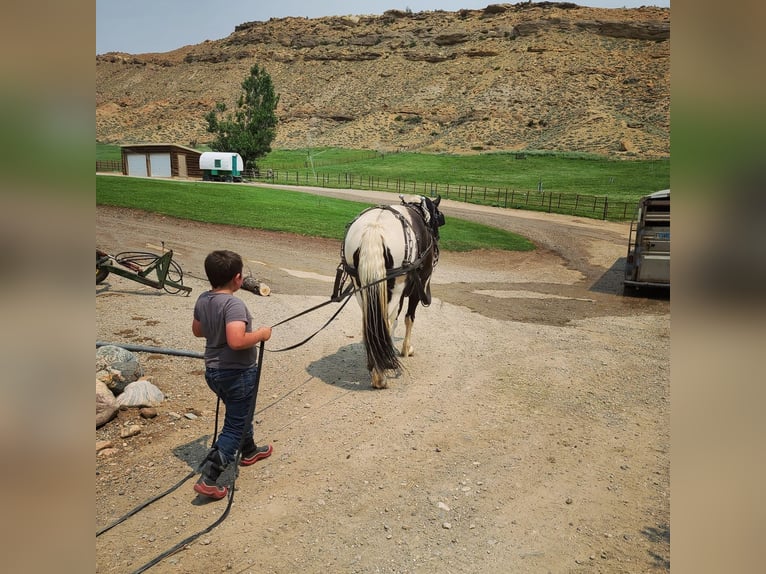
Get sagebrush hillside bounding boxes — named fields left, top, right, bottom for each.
left=96, top=2, right=669, bottom=159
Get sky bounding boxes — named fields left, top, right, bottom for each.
left=96, top=0, right=670, bottom=55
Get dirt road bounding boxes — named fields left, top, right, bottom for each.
left=96, top=190, right=669, bottom=573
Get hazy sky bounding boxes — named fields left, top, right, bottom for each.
left=96, top=1, right=670, bottom=55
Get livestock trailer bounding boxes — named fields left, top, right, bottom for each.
left=199, top=152, right=244, bottom=182
left=624, top=189, right=670, bottom=289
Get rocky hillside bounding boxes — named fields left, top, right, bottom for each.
left=96, top=2, right=669, bottom=158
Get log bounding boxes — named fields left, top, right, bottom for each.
left=242, top=276, right=271, bottom=296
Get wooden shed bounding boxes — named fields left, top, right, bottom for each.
left=121, top=143, right=202, bottom=179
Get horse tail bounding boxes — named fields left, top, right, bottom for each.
left=357, top=224, right=401, bottom=375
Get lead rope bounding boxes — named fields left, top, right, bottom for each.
left=98, top=215, right=438, bottom=567
left=96, top=286, right=358, bottom=543
left=125, top=340, right=266, bottom=574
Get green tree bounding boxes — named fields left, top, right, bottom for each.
left=205, top=64, right=279, bottom=172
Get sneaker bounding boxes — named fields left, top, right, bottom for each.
left=240, top=444, right=273, bottom=466
left=193, top=477, right=228, bottom=500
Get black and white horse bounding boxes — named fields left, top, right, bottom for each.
left=338, top=195, right=445, bottom=388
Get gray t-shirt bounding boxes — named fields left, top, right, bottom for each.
left=193, top=291, right=258, bottom=369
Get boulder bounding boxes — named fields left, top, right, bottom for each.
left=96, top=380, right=118, bottom=428
left=96, top=345, right=143, bottom=394
left=116, top=379, right=165, bottom=407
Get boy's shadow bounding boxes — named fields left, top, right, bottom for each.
left=172, top=435, right=228, bottom=505
left=172, top=435, right=210, bottom=471
left=173, top=434, right=271, bottom=505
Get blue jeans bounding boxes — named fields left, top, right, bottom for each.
left=204, top=366, right=259, bottom=465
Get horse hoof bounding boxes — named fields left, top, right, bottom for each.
left=401, top=346, right=414, bottom=358
left=371, top=373, right=387, bottom=389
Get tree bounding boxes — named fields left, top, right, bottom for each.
left=205, top=64, right=279, bottom=172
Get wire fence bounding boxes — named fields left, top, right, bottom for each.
left=255, top=169, right=639, bottom=221
left=96, top=160, right=122, bottom=172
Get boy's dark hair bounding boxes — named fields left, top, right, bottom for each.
left=204, top=250, right=243, bottom=288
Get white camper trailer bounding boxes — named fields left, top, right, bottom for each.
left=199, top=152, right=244, bottom=182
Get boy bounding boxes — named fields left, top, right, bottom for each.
left=192, top=250, right=273, bottom=499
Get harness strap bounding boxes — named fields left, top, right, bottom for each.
left=339, top=202, right=434, bottom=278
left=340, top=204, right=415, bottom=268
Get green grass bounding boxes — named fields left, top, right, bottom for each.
left=97, top=143, right=669, bottom=203
left=96, top=175, right=534, bottom=252
left=97, top=143, right=668, bottom=221
left=258, top=147, right=669, bottom=203
left=96, top=143, right=122, bottom=161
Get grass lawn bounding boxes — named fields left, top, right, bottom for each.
left=96, top=175, right=535, bottom=252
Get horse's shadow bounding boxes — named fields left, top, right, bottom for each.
left=306, top=341, right=400, bottom=391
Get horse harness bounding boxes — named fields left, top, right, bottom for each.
left=332, top=199, right=438, bottom=301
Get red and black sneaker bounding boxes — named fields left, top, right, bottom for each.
left=240, top=444, right=273, bottom=466
left=193, top=477, right=228, bottom=500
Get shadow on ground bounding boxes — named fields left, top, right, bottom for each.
left=306, top=341, right=405, bottom=390
left=591, top=257, right=670, bottom=301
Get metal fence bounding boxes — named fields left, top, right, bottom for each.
left=258, top=169, right=639, bottom=221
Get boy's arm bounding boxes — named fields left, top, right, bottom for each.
left=225, top=321, right=272, bottom=350
left=192, top=318, right=204, bottom=338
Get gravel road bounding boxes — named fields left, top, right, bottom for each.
left=96, top=188, right=669, bottom=574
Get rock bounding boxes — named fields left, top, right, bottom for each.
left=96, top=367, right=129, bottom=395
left=96, top=380, right=118, bottom=428
left=96, top=440, right=114, bottom=452
left=98, top=448, right=119, bottom=457
left=619, top=139, right=635, bottom=152
left=140, top=407, right=158, bottom=418
left=116, top=379, right=165, bottom=407
left=120, top=424, right=142, bottom=438
left=96, top=345, right=144, bottom=393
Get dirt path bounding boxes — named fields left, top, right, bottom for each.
left=96, top=194, right=669, bottom=573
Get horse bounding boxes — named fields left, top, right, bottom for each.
left=335, top=195, right=445, bottom=388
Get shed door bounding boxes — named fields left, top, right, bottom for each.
left=177, top=154, right=187, bottom=178
left=126, top=153, right=148, bottom=177
left=149, top=153, right=172, bottom=177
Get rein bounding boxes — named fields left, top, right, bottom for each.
left=266, top=251, right=430, bottom=353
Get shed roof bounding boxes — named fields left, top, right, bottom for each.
left=120, top=143, right=201, bottom=154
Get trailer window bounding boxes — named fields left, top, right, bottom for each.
left=214, top=159, right=222, bottom=168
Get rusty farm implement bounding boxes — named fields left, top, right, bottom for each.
left=96, top=247, right=192, bottom=295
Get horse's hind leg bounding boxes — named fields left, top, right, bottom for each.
left=401, top=315, right=414, bottom=357
left=371, top=368, right=387, bottom=389
left=400, top=295, right=420, bottom=358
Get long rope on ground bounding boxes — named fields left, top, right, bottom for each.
left=96, top=275, right=400, bottom=570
